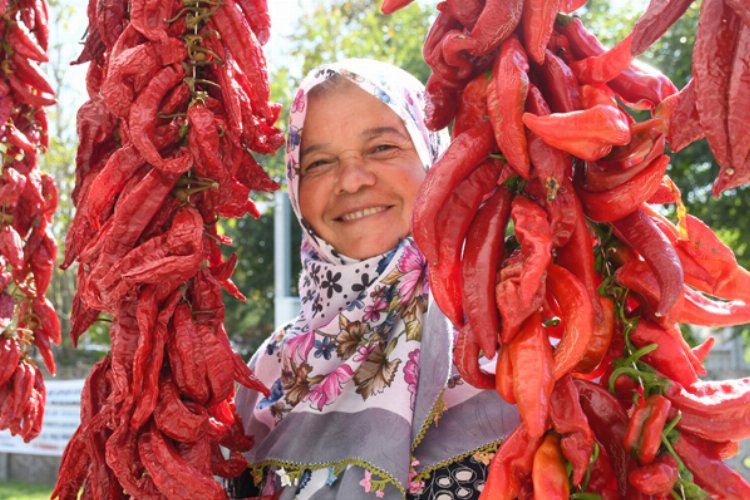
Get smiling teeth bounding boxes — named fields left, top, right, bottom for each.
left=341, top=206, right=387, bottom=221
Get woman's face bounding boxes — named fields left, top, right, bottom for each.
left=298, top=82, right=425, bottom=260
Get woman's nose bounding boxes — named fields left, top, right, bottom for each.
left=335, top=154, right=376, bottom=194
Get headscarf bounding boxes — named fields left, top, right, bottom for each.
left=235, top=59, right=516, bottom=500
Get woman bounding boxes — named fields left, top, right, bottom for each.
left=233, top=59, right=517, bottom=500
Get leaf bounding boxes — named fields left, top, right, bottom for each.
left=405, top=320, right=422, bottom=342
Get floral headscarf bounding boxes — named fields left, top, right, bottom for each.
left=235, top=59, right=516, bottom=500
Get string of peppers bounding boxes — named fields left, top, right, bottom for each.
left=52, top=0, right=280, bottom=498
left=0, top=0, right=59, bottom=444
left=384, top=0, right=750, bottom=498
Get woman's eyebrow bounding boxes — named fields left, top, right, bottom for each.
left=361, top=126, right=407, bottom=139
left=300, top=143, right=326, bottom=158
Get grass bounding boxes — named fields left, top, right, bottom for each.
left=0, top=480, right=54, bottom=500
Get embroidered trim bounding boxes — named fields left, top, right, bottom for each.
left=410, top=440, right=501, bottom=485
left=248, top=458, right=405, bottom=497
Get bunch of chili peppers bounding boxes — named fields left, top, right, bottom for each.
left=52, top=1, right=279, bottom=498
left=0, top=0, right=59, bottom=444
left=384, top=0, right=750, bottom=498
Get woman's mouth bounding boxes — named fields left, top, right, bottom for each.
left=338, top=206, right=390, bottom=222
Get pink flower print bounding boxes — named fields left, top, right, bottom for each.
left=376, top=490, right=385, bottom=498
left=354, top=344, right=376, bottom=363
left=359, top=470, right=372, bottom=493
left=397, top=246, right=427, bottom=304
left=363, top=296, right=388, bottom=322
left=284, top=330, right=315, bottom=365
left=291, top=89, right=305, bottom=113
left=306, top=365, right=354, bottom=411
left=404, top=349, right=420, bottom=410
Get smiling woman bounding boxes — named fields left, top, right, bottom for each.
left=231, top=59, right=518, bottom=500
left=298, top=78, right=425, bottom=260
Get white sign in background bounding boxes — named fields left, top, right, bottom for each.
left=0, top=379, right=83, bottom=457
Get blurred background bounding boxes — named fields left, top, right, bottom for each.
left=1, top=0, right=749, bottom=496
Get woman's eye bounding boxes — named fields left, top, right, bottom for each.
left=302, top=159, right=330, bottom=175
left=372, top=144, right=395, bottom=154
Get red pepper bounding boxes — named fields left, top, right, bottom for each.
left=673, top=431, right=750, bottom=498
left=487, top=36, right=530, bottom=178
left=462, top=0, right=523, bottom=56
left=153, top=374, right=208, bottom=443
left=630, top=320, right=699, bottom=388
left=613, top=259, right=685, bottom=326
left=572, top=33, right=635, bottom=84
left=412, top=121, right=495, bottom=266
left=579, top=154, right=669, bottom=222
left=680, top=286, right=750, bottom=327
left=454, top=325, right=495, bottom=389
left=496, top=196, right=552, bottom=342
left=693, top=0, right=740, bottom=171
left=0, top=336, right=21, bottom=387
left=557, top=15, right=677, bottom=109
left=129, top=0, right=173, bottom=41
left=210, top=0, right=271, bottom=112
left=138, top=425, right=226, bottom=499
left=510, top=313, right=555, bottom=438
left=721, top=40, right=750, bottom=173
left=424, top=72, right=461, bottom=132
left=584, top=130, right=665, bottom=192
left=523, top=104, right=631, bottom=161
left=549, top=375, right=594, bottom=486
left=452, top=72, right=490, bottom=137
left=496, top=343, right=516, bottom=404
left=481, top=424, right=542, bottom=500
left=9, top=51, right=55, bottom=95
left=628, top=453, right=679, bottom=496
left=654, top=79, right=705, bottom=153
left=666, top=378, right=750, bottom=442
left=531, top=433, right=569, bottom=499
left=381, top=0, right=415, bottom=14
left=631, top=0, right=695, bottom=55
left=236, top=0, right=272, bottom=44
left=546, top=264, right=594, bottom=379
left=532, top=49, right=582, bottom=113
left=575, top=379, right=639, bottom=497
left=522, top=0, right=561, bottom=65
left=128, top=64, right=193, bottom=176
left=462, top=186, right=512, bottom=358
left=623, top=395, right=671, bottom=465
left=436, top=0, right=484, bottom=29
left=7, top=21, right=49, bottom=62
left=586, top=439, right=620, bottom=499
left=431, top=159, right=500, bottom=327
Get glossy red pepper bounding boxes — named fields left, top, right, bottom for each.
left=549, top=375, right=594, bottom=486
left=487, top=36, right=530, bottom=178
left=412, top=121, right=495, bottom=266
left=462, top=186, right=512, bottom=358
left=628, top=453, right=679, bottom=496
left=575, top=379, right=639, bottom=497
left=532, top=433, right=569, bottom=499
left=381, top=0, right=414, bottom=14
left=532, top=49, right=582, bottom=113
left=630, top=320, right=700, bottom=388
left=452, top=72, right=490, bottom=137
left=454, top=325, right=495, bottom=389
left=496, top=197, right=552, bottom=342
left=623, top=395, right=671, bottom=465
left=462, top=0, right=523, bottom=56
left=680, top=286, right=750, bottom=327
left=522, top=0, right=560, bottom=64
left=523, top=104, right=631, bottom=161
left=673, top=431, right=750, bottom=498
left=510, top=313, right=555, bottom=438
left=693, top=0, right=740, bottom=171
left=655, top=79, right=705, bottom=153
left=546, top=264, right=594, bottom=379
left=481, top=424, right=542, bottom=500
